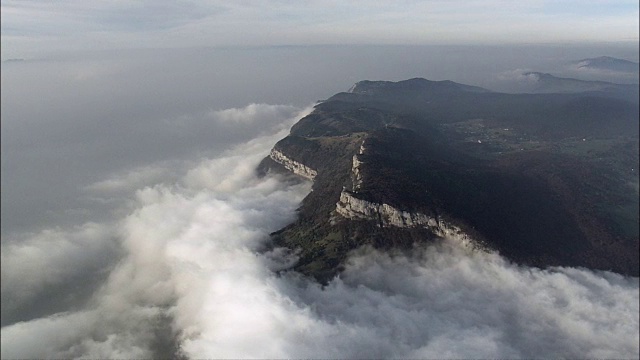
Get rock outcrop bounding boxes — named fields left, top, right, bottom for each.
left=335, top=189, right=437, bottom=228
left=269, top=148, right=317, bottom=180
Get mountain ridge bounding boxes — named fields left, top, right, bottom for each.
left=571, top=56, right=639, bottom=73
left=259, top=76, right=639, bottom=283
left=518, top=71, right=638, bottom=100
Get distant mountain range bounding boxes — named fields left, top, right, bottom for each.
left=571, top=56, right=639, bottom=73
left=518, top=71, right=638, bottom=100
left=259, top=77, right=639, bottom=283
left=2, top=58, right=25, bottom=63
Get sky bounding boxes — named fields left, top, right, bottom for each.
left=1, top=1, right=639, bottom=358
left=1, top=0, right=639, bottom=59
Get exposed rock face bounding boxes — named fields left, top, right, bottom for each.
left=335, top=190, right=476, bottom=244
left=350, top=140, right=367, bottom=191
left=336, top=189, right=437, bottom=228
left=338, top=136, right=441, bottom=229
left=269, top=148, right=317, bottom=180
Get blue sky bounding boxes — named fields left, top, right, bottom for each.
left=1, top=0, right=638, bottom=58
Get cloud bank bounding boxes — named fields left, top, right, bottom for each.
left=0, top=222, right=118, bottom=327
left=173, top=239, right=638, bottom=359
left=1, top=105, right=313, bottom=358
left=2, top=103, right=638, bottom=359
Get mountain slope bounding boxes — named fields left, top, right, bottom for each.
left=572, top=56, right=639, bottom=73
left=517, top=72, right=638, bottom=102
left=259, top=77, right=639, bottom=283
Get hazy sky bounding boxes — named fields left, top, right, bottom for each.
left=2, top=0, right=639, bottom=58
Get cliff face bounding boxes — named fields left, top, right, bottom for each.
left=269, top=148, right=317, bottom=180
left=336, top=190, right=437, bottom=228
left=259, top=78, right=639, bottom=282
left=335, top=190, right=475, bottom=244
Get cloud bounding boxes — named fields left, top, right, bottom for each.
left=84, top=165, right=174, bottom=194
left=175, top=239, right=638, bottom=359
left=2, top=117, right=638, bottom=358
left=166, top=103, right=315, bottom=194
left=1, top=223, right=119, bottom=325
left=497, top=68, right=539, bottom=82
left=1, top=103, right=313, bottom=358
left=321, top=244, right=638, bottom=358
left=2, top=60, right=307, bottom=234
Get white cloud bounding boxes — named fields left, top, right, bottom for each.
left=1, top=100, right=637, bottom=359
left=85, top=165, right=173, bottom=194
left=1, top=223, right=118, bottom=315
left=159, top=233, right=638, bottom=359
left=1, top=103, right=313, bottom=358
left=497, top=68, right=539, bottom=82
left=1, top=311, right=101, bottom=359
left=177, top=237, right=638, bottom=358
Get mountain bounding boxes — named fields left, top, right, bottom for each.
left=517, top=72, right=638, bottom=102
left=571, top=56, right=639, bottom=73
left=258, top=78, right=639, bottom=283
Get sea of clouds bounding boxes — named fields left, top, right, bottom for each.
left=2, top=103, right=638, bottom=359
left=2, top=46, right=639, bottom=359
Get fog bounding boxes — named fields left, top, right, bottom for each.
left=2, top=45, right=639, bottom=358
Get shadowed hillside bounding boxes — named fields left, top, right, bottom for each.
left=259, top=77, right=639, bottom=283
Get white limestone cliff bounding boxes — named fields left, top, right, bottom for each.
left=351, top=140, right=367, bottom=191
left=351, top=155, right=364, bottom=190
left=335, top=190, right=474, bottom=244
left=269, top=148, right=317, bottom=180
left=336, top=190, right=437, bottom=228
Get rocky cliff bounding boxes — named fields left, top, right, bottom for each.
left=269, top=148, right=317, bottom=180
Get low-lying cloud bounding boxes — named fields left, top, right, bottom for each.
left=299, top=245, right=638, bottom=358
left=172, top=239, right=639, bottom=359
left=1, top=222, right=119, bottom=327
left=1, top=104, right=313, bottom=358
left=3, top=103, right=638, bottom=359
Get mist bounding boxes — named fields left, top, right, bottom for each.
left=2, top=44, right=639, bottom=358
